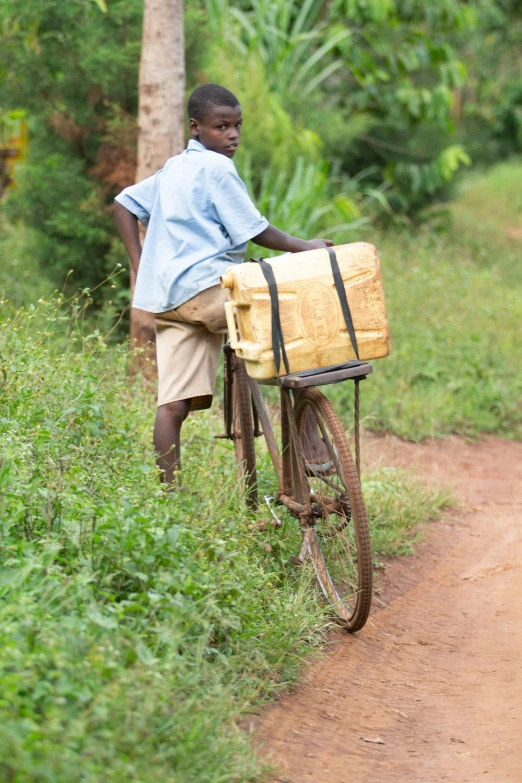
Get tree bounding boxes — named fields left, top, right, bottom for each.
left=130, top=0, right=186, bottom=358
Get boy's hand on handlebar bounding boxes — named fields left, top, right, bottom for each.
left=306, top=238, right=334, bottom=249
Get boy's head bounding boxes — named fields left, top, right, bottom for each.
left=188, top=84, right=242, bottom=159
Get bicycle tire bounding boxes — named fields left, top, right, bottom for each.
left=292, top=388, right=373, bottom=632
left=232, top=355, right=258, bottom=508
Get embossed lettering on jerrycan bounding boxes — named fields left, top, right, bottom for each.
left=220, top=241, right=391, bottom=380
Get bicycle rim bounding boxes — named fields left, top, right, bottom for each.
left=232, top=356, right=258, bottom=508
left=293, top=388, right=372, bottom=632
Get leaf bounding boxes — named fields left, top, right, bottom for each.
left=87, top=608, right=118, bottom=629
left=91, top=0, right=108, bottom=11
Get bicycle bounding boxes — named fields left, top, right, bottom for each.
left=218, top=344, right=374, bottom=633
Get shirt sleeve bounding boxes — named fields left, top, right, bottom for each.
left=114, top=172, right=160, bottom=227
left=211, top=167, right=269, bottom=246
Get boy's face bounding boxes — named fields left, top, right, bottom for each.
left=189, top=104, right=242, bottom=158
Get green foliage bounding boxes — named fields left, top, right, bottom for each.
left=450, top=158, right=522, bottom=252
left=0, top=0, right=142, bottom=130
left=330, top=162, right=522, bottom=440
left=0, top=296, right=317, bottom=781
left=0, top=0, right=143, bottom=292
left=243, top=157, right=374, bottom=248
left=457, top=0, right=522, bottom=162
left=364, top=467, right=453, bottom=557
left=208, top=0, right=475, bottom=204
left=323, top=0, right=474, bottom=207
left=0, top=218, right=53, bottom=307
left=384, top=144, right=471, bottom=209
left=0, top=292, right=448, bottom=780
left=208, top=0, right=350, bottom=98
left=4, top=153, right=114, bottom=291
left=0, top=0, right=504, bottom=291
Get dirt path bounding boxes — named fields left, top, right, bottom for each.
left=254, top=436, right=522, bottom=782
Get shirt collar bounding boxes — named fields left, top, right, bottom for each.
left=187, top=139, right=207, bottom=152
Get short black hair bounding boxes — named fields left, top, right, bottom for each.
left=187, top=83, right=240, bottom=121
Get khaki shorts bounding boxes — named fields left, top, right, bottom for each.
left=154, top=285, right=229, bottom=411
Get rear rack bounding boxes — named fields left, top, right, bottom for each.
left=258, top=360, right=373, bottom=389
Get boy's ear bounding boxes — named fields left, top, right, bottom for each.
left=189, top=118, right=200, bottom=137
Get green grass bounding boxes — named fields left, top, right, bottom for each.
left=329, top=161, right=522, bottom=440
left=450, top=159, right=522, bottom=255
left=0, top=295, right=449, bottom=782
left=364, top=467, right=452, bottom=558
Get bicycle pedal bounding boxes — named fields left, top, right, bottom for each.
left=288, top=555, right=304, bottom=566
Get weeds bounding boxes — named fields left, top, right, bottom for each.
left=0, top=294, right=447, bottom=781
left=364, top=467, right=453, bottom=557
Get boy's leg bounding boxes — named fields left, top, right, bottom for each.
left=153, top=287, right=228, bottom=486
left=154, top=398, right=191, bottom=484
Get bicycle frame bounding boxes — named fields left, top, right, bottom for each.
left=246, top=379, right=320, bottom=522
left=219, top=345, right=375, bottom=630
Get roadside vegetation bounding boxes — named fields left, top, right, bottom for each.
left=356, top=160, right=522, bottom=440
left=0, top=289, right=449, bottom=782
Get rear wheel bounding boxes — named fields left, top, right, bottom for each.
left=292, top=388, right=373, bottom=632
left=231, top=355, right=258, bottom=508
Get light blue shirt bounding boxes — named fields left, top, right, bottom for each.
left=115, top=139, right=268, bottom=313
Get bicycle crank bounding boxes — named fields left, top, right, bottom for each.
left=288, top=526, right=313, bottom=566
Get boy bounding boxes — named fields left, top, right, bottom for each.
left=114, top=83, right=332, bottom=484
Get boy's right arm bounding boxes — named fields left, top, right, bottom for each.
left=251, top=224, right=333, bottom=253
left=114, top=201, right=142, bottom=275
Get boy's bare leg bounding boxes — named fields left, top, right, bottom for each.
left=154, top=399, right=191, bottom=485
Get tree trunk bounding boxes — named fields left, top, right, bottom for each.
left=131, top=0, right=185, bottom=374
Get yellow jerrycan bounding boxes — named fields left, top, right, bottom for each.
left=220, top=241, right=390, bottom=380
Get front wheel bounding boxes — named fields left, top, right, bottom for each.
left=292, top=388, right=373, bottom=632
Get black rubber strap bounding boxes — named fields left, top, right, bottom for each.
left=327, top=247, right=360, bottom=360
left=251, top=258, right=290, bottom=375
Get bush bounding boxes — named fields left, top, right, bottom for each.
left=4, top=154, right=113, bottom=292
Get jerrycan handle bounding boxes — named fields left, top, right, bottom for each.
left=224, top=300, right=241, bottom=350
